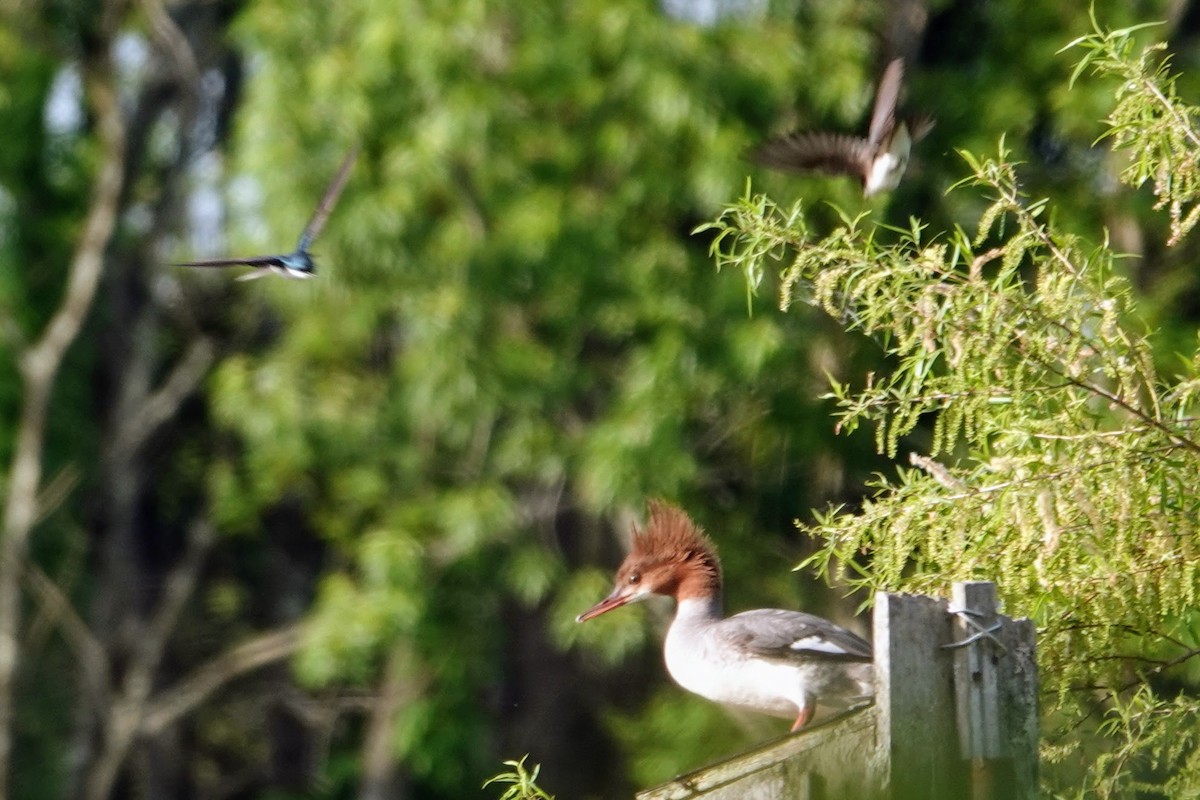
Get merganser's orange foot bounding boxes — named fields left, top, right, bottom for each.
left=790, top=705, right=813, bottom=732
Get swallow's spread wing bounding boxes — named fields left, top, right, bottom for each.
left=753, top=131, right=873, bottom=178
left=174, top=255, right=286, bottom=269
left=297, top=145, right=360, bottom=251
left=907, top=113, right=936, bottom=142
left=236, top=268, right=282, bottom=281
left=866, top=58, right=904, bottom=148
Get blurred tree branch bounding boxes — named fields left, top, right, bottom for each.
left=138, top=0, right=200, bottom=85
left=0, top=3, right=128, bottom=795
left=112, top=336, right=215, bottom=455
left=140, top=623, right=305, bottom=736
left=22, top=563, right=111, bottom=713
left=83, top=520, right=213, bottom=800
left=24, top=512, right=303, bottom=800
left=358, top=644, right=429, bottom=800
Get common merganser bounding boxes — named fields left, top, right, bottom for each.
left=752, top=58, right=935, bottom=197
left=577, top=501, right=873, bottom=731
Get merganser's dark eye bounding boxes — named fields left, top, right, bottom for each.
left=628, top=572, right=641, bottom=585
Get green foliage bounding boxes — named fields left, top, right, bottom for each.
left=212, top=0, right=856, bottom=791
left=705, top=23, right=1200, bottom=798
left=1085, top=686, right=1200, bottom=798
left=607, top=689, right=766, bottom=787
left=206, top=1, right=1200, bottom=791
left=483, top=755, right=555, bottom=800
left=11, top=0, right=1200, bottom=795
left=548, top=567, right=652, bottom=667
left=1065, top=14, right=1200, bottom=245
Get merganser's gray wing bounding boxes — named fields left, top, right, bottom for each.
left=721, top=609, right=873, bottom=662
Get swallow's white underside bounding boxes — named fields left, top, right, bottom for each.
left=864, top=122, right=913, bottom=197
left=235, top=266, right=316, bottom=281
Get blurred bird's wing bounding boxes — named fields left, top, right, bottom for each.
left=297, top=145, right=360, bottom=251
left=174, top=255, right=284, bottom=269
left=907, top=113, right=936, bottom=142
left=235, top=268, right=277, bottom=281
left=867, top=58, right=904, bottom=148
left=753, top=131, right=873, bottom=177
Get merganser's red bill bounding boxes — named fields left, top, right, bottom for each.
left=575, top=591, right=632, bottom=622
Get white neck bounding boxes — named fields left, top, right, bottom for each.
left=674, top=595, right=723, bottom=623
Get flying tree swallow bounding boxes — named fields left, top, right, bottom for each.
left=175, top=145, right=359, bottom=280
left=753, top=59, right=934, bottom=197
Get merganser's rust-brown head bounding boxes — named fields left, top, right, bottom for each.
left=576, top=501, right=722, bottom=622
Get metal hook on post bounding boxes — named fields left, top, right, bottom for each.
left=942, top=606, right=1008, bottom=653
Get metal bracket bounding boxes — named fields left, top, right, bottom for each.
left=942, top=605, right=1007, bottom=653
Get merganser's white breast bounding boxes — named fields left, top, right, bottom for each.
left=663, top=599, right=873, bottom=720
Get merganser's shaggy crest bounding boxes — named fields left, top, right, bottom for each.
left=577, top=501, right=873, bottom=731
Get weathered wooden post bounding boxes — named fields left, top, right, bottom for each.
left=952, top=582, right=1004, bottom=799
left=874, top=589, right=966, bottom=800
left=947, top=582, right=1038, bottom=800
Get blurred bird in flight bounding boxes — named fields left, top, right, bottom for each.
left=754, top=59, right=934, bottom=197
left=175, top=145, right=359, bottom=280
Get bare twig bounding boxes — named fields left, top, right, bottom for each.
left=1142, top=77, right=1200, bottom=150
left=1068, top=646, right=1200, bottom=697
left=137, top=522, right=216, bottom=685
left=1047, top=362, right=1200, bottom=455
left=33, top=463, right=82, bottom=526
